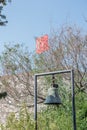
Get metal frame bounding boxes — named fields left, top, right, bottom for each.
left=34, top=69, right=76, bottom=130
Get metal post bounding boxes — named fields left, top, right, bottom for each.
left=34, top=75, right=37, bottom=130
left=71, top=69, right=77, bottom=130
left=34, top=69, right=77, bottom=130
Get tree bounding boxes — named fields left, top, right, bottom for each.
left=0, top=0, right=11, bottom=5
left=0, top=43, right=45, bottom=107
left=0, top=44, right=33, bottom=106
left=33, top=25, right=87, bottom=93
left=0, top=0, right=11, bottom=26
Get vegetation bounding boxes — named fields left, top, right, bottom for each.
left=0, top=44, right=45, bottom=106
left=0, top=90, right=87, bottom=130
left=0, top=25, right=87, bottom=129
left=0, top=0, right=11, bottom=26
left=33, top=25, right=87, bottom=93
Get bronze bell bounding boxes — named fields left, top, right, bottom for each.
left=44, top=83, right=61, bottom=105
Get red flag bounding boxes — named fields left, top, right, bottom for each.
left=36, top=34, right=49, bottom=54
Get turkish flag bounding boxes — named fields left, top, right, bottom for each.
left=36, top=34, right=49, bottom=54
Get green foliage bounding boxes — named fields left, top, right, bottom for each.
left=76, top=92, right=87, bottom=130
left=0, top=91, right=87, bottom=130
left=38, top=106, right=72, bottom=130
left=0, top=105, right=35, bottom=130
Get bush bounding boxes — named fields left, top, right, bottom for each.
left=0, top=105, right=35, bottom=130
left=0, top=92, right=87, bottom=130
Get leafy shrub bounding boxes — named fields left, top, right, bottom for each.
left=0, top=105, right=35, bottom=130
left=0, top=92, right=87, bottom=130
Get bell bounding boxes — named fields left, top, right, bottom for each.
left=44, top=84, right=61, bottom=105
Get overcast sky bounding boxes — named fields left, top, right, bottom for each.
left=0, top=0, right=87, bottom=53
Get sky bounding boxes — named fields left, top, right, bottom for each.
left=0, top=0, right=87, bottom=53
